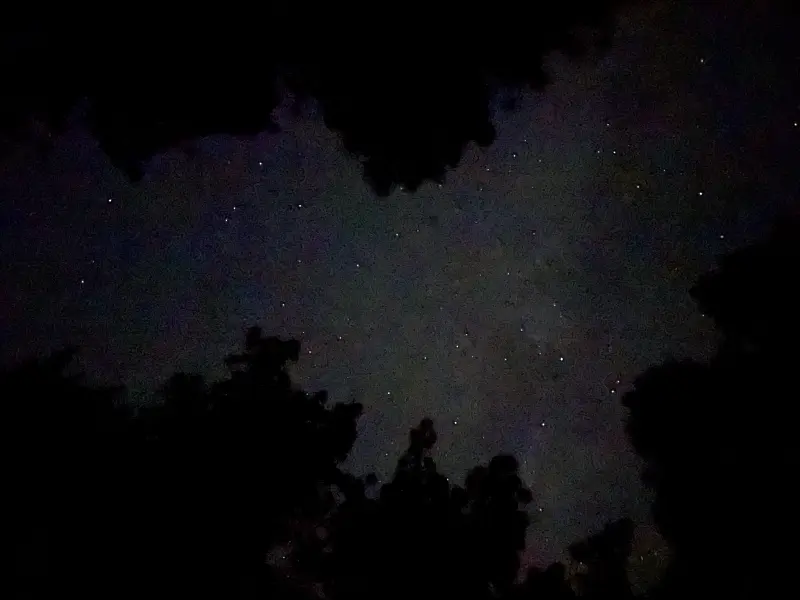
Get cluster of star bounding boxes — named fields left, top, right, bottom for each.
left=73, top=112, right=666, bottom=425
left=75, top=93, right=733, bottom=428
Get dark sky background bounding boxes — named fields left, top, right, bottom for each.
left=1, top=0, right=797, bottom=584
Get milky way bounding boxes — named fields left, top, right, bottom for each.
left=1, top=0, right=796, bottom=583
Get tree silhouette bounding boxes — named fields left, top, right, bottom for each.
left=5, top=327, right=363, bottom=599
left=289, top=417, right=536, bottom=600
left=3, top=347, right=133, bottom=599
left=622, top=215, right=800, bottom=599
left=568, top=517, right=634, bottom=599
left=6, top=324, right=638, bottom=599
left=512, top=562, right=576, bottom=600
left=2, top=1, right=637, bottom=194
left=287, top=417, right=636, bottom=600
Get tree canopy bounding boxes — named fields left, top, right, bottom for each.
left=6, top=330, right=635, bottom=599
left=1, top=1, right=637, bottom=194
left=7, top=214, right=798, bottom=598
left=622, top=215, right=800, bottom=598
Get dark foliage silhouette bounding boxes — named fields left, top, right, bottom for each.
left=294, top=418, right=537, bottom=600
left=512, top=562, right=576, bottom=600
left=6, top=327, right=363, bottom=599
left=4, top=347, right=133, bottom=598
left=1, top=1, right=637, bottom=194
left=568, top=517, right=634, bottom=599
left=6, top=325, right=638, bottom=598
left=622, top=216, right=800, bottom=599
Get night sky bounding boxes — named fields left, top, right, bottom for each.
left=1, top=0, right=797, bottom=581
